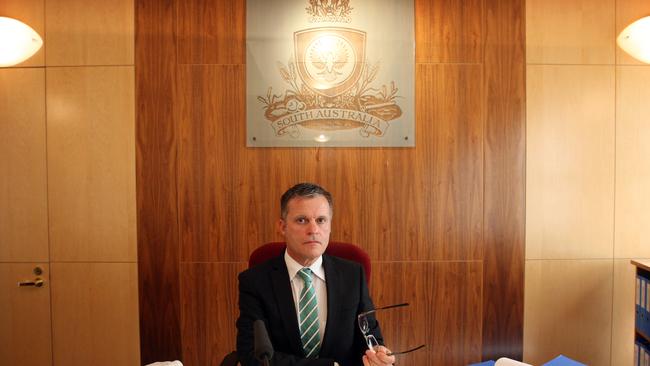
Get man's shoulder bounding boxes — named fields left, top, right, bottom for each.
left=323, top=254, right=367, bottom=282
left=239, top=254, right=283, bottom=279
left=324, top=253, right=363, bottom=269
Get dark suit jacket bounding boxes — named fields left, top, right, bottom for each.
left=236, top=253, right=383, bottom=366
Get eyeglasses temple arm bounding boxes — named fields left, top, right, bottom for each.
left=358, top=303, right=410, bottom=317
left=376, top=302, right=409, bottom=311
left=386, top=344, right=425, bottom=356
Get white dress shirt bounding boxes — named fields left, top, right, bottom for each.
left=284, top=251, right=328, bottom=343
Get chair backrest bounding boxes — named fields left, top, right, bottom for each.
left=249, top=241, right=371, bottom=284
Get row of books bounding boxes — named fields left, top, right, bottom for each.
left=636, top=339, right=650, bottom=366
left=637, top=273, right=650, bottom=338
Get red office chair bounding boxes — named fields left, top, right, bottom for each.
left=249, top=241, right=371, bottom=284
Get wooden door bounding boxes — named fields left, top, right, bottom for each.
left=0, top=68, right=52, bottom=366
left=0, top=264, right=52, bottom=366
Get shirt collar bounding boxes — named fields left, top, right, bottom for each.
left=284, top=250, right=326, bottom=282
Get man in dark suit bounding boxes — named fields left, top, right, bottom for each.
left=236, top=183, right=395, bottom=366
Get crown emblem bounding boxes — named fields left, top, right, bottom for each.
left=306, top=0, right=353, bottom=23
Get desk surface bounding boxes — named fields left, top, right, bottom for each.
left=631, top=259, right=650, bottom=272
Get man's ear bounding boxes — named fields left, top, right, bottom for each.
left=277, top=219, right=286, bottom=236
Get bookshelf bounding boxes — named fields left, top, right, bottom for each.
left=632, top=260, right=650, bottom=366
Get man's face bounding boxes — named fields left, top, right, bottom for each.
left=278, top=195, right=332, bottom=267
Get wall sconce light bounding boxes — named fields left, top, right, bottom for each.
left=618, top=16, right=650, bottom=64
left=0, top=16, right=43, bottom=67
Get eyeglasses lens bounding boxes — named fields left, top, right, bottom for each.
left=358, top=315, right=369, bottom=333
left=366, top=334, right=379, bottom=350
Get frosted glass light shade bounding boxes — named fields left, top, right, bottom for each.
left=618, top=16, right=650, bottom=64
left=0, top=16, right=43, bottom=67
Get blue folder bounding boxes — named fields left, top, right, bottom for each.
left=542, top=355, right=586, bottom=366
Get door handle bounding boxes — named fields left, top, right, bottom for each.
left=19, top=278, right=44, bottom=287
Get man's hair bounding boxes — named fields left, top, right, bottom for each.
left=280, top=183, right=333, bottom=219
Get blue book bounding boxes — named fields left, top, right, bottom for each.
left=638, top=275, right=642, bottom=326
left=637, top=334, right=650, bottom=366
left=642, top=275, right=650, bottom=338
left=646, top=277, right=650, bottom=337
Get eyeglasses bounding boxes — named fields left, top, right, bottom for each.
left=357, top=303, right=426, bottom=356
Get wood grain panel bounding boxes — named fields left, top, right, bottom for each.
left=176, top=0, right=245, bottom=65
left=0, top=263, right=51, bottom=366
left=615, top=66, right=650, bottom=258
left=526, top=0, right=614, bottom=64
left=415, top=0, right=483, bottom=63
left=611, top=259, right=642, bottom=366
left=0, top=68, right=48, bottom=262
left=482, top=0, right=525, bottom=360
left=616, top=0, right=650, bottom=65
left=371, top=262, right=483, bottom=366
left=0, top=0, right=44, bottom=67
left=365, top=64, right=484, bottom=262
left=136, top=0, right=528, bottom=362
left=362, top=147, right=423, bottom=261
left=177, top=65, right=247, bottom=262
left=45, top=0, right=133, bottom=66
left=526, top=65, right=615, bottom=260
left=47, top=66, right=136, bottom=262
left=135, top=0, right=182, bottom=362
left=311, top=148, right=369, bottom=248
left=180, top=262, right=247, bottom=366
left=51, top=262, right=140, bottom=366
left=523, top=260, right=613, bottom=366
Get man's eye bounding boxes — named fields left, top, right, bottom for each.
left=316, top=218, right=327, bottom=224
left=296, top=218, right=307, bottom=224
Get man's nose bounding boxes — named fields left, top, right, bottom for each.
left=306, top=220, right=320, bottom=234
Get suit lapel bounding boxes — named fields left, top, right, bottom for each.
left=270, top=254, right=303, bottom=355
left=320, top=255, right=340, bottom=356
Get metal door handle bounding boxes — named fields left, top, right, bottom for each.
left=19, top=278, right=44, bottom=287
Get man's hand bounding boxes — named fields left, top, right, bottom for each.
left=362, top=346, right=395, bottom=366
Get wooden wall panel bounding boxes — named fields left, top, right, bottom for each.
left=177, top=65, right=247, bottom=262
left=45, top=0, right=134, bottom=65
left=482, top=0, right=525, bottom=360
left=47, top=66, right=136, bottom=262
left=181, top=263, right=247, bottom=366
left=377, top=64, right=484, bottom=262
left=51, top=263, right=140, bottom=366
left=370, top=262, right=483, bottom=366
left=0, top=0, right=44, bottom=66
left=526, top=65, right=615, bottom=260
left=176, top=0, right=245, bottom=64
left=615, top=66, right=650, bottom=258
left=0, top=263, right=52, bottom=366
left=137, top=0, right=525, bottom=363
left=0, top=68, right=48, bottom=262
left=526, top=0, right=614, bottom=64
left=415, top=0, right=484, bottom=63
left=616, top=0, right=650, bottom=64
left=523, top=260, right=613, bottom=366
left=611, top=259, right=638, bottom=366
left=362, top=148, right=423, bottom=261
left=313, top=149, right=370, bottom=247
left=136, top=0, right=183, bottom=363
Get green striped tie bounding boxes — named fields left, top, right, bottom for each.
left=297, top=268, right=321, bottom=358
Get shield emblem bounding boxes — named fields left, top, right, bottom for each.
left=294, top=27, right=366, bottom=97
